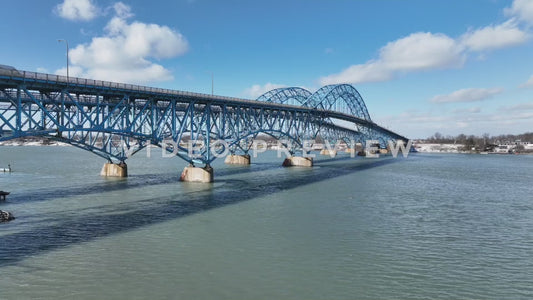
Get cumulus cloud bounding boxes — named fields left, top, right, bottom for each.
left=319, top=62, right=392, bottom=85
left=430, top=88, right=503, bottom=103
left=319, top=32, right=465, bottom=85
left=505, top=0, right=533, bottom=24
left=56, top=66, right=84, bottom=78
left=320, top=0, right=532, bottom=86
left=461, top=20, right=530, bottom=51
left=56, top=2, right=189, bottom=84
left=379, top=32, right=464, bottom=71
left=55, top=0, right=99, bottom=21
left=112, top=2, right=133, bottom=19
left=243, top=83, right=287, bottom=99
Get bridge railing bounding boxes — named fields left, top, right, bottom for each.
left=0, top=66, right=409, bottom=141
left=1, top=66, right=341, bottom=114
left=0, top=67, right=254, bottom=104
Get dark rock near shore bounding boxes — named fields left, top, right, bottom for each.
left=0, top=210, right=15, bottom=222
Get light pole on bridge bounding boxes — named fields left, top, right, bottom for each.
left=57, top=39, right=69, bottom=133
left=57, top=39, right=69, bottom=87
left=206, top=71, right=213, bottom=96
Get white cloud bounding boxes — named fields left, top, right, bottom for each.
left=56, top=2, right=189, bottom=84
left=380, top=32, right=464, bottom=71
left=320, top=1, right=533, bottom=86
left=319, top=61, right=393, bottom=85
left=452, top=107, right=482, bottom=114
left=55, top=0, right=99, bottom=21
left=112, top=2, right=133, bottom=19
left=501, top=102, right=533, bottom=111
left=505, top=0, right=533, bottom=24
left=461, top=20, right=530, bottom=51
left=319, top=32, right=465, bottom=85
left=376, top=107, right=533, bottom=138
left=520, top=75, right=533, bottom=88
left=55, top=65, right=84, bottom=77
left=243, top=83, right=287, bottom=99
left=430, top=88, right=504, bottom=103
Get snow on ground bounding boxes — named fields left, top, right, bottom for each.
left=0, top=140, right=68, bottom=146
left=414, top=143, right=465, bottom=153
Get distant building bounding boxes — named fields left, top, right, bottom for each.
left=494, top=145, right=513, bottom=153
left=493, top=140, right=533, bottom=153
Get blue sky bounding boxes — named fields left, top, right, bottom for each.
left=1, top=0, right=532, bottom=138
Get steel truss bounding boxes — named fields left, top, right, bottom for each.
left=0, top=69, right=408, bottom=167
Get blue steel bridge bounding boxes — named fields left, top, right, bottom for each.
left=0, top=66, right=407, bottom=177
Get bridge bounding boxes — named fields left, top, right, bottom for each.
left=0, top=66, right=408, bottom=182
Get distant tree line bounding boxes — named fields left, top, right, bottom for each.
left=424, top=132, right=533, bottom=152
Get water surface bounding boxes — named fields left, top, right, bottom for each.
left=1, top=147, right=532, bottom=299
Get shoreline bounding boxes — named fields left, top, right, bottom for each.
left=1, top=141, right=532, bottom=155
left=0, top=141, right=69, bottom=147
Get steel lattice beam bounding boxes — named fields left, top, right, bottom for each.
left=0, top=67, right=408, bottom=165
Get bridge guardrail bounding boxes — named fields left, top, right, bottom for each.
left=0, top=67, right=315, bottom=110
left=0, top=66, right=408, bottom=142
left=0, top=67, right=252, bottom=105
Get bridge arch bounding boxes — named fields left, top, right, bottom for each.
left=305, top=84, right=371, bottom=121
left=1, top=67, right=409, bottom=180
left=256, top=87, right=312, bottom=106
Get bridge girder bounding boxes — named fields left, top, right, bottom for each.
left=0, top=68, right=408, bottom=165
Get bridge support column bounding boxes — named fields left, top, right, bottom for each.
left=224, top=154, right=251, bottom=165
left=320, top=149, right=337, bottom=157
left=180, top=165, right=214, bottom=183
left=100, top=162, right=128, bottom=177
left=282, top=156, right=313, bottom=167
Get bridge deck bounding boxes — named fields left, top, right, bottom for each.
left=1, top=66, right=408, bottom=167
left=0, top=67, right=406, bottom=141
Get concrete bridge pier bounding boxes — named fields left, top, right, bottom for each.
left=224, top=154, right=251, bottom=165
left=100, top=162, right=128, bottom=177
left=180, top=164, right=214, bottom=183
left=282, top=156, right=313, bottom=167
left=320, top=149, right=337, bottom=157
left=346, top=143, right=364, bottom=156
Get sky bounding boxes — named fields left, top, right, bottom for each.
left=1, top=0, right=532, bottom=138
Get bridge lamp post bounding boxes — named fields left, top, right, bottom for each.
left=57, top=39, right=69, bottom=87
left=206, top=71, right=213, bottom=95
left=57, top=39, right=69, bottom=132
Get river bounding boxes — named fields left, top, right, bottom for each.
left=1, top=146, right=532, bottom=299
